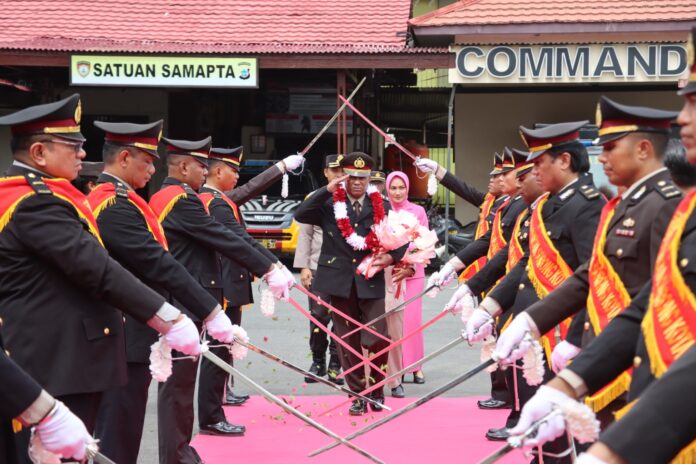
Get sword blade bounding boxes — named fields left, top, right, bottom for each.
left=299, top=77, right=366, bottom=156
left=236, top=338, right=391, bottom=411
left=341, top=284, right=438, bottom=340
left=201, top=349, right=384, bottom=464
left=89, top=451, right=117, bottom=464
left=478, top=444, right=514, bottom=464
left=309, top=358, right=496, bottom=457
left=319, top=334, right=465, bottom=418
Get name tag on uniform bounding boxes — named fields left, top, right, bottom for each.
left=615, top=229, right=635, bottom=237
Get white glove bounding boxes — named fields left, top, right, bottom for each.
left=164, top=316, right=202, bottom=356
left=264, top=266, right=290, bottom=300
left=444, top=284, right=472, bottom=313
left=494, top=313, right=535, bottom=364
left=551, top=340, right=582, bottom=374
left=433, top=262, right=457, bottom=288
left=35, top=401, right=91, bottom=460
left=576, top=453, right=608, bottom=464
left=280, top=264, right=296, bottom=287
left=414, top=158, right=440, bottom=174
left=466, top=308, right=494, bottom=342
left=205, top=310, right=235, bottom=344
left=283, top=154, right=305, bottom=171
left=459, top=293, right=478, bottom=325
left=508, top=385, right=573, bottom=447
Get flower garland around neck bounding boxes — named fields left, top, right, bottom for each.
left=333, top=183, right=385, bottom=251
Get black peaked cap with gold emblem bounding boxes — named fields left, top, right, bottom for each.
left=341, top=152, right=374, bottom=177
left=94, top=120, right=163, bottom=158
left=0, top=93, right=85, bottom=142
left=509, top=148, right=533, bottom=177
left=679, top=26, right=696, bottom=96
left=370, top=171, right=386, bottom=183
left=209, top=146, right=243, bottom=170
left=162, top=136, right=212, bottom=166
left=520, top=120, right=588, bottom=161
left=501, top=147, right=515, bottom=173
left=490, top=151, right=504, bottom=176
left=325, top=154, right=343, bottom=168
left=594, top=96, right=678, bottom=145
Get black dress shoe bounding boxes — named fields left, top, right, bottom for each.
left=304, top=362, right=326, bottom=383
left=485, top=427, right=510, bottom=441
left=349, top=399, right=367, bottom=416
left=413, top=372, right=425, bottom=384
left=369, top=395, right=385, bottom=412
left=391, top=384, right=405, bottom=398
left=200, top=421, right=246, bottom=436
left=327, top=365, right=345, bottom=385
left=477, top=398, right=512, bottom=410
left=224, top=391, right=249, bottom=406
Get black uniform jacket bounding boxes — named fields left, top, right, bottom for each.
left=1, top=333, right=42, bottom=464
left=600, top=344, right=696, bottom=464
left=440, top=171, right=486, bottom=207
left=94, top=174, right=219, bottom=363
left=488, top=175, right=605, bottom=345
left=0, top=165, right=165, bottom=396
left=526, top=170, right=681, bottom=347
left=156, top=177, right=273, bottom=319
left=294, top=186, right=408, bottom=300
left=200, top=185, right=277, bottom=307
left=568, top=200, right=696, bottom=401
left=226, top=163, right=283, bottom=206
left=456, top=195, right=528, bottom=268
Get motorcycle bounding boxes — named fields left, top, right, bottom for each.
left=425, top=202, right=475, bottom=268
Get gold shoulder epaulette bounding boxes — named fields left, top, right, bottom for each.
left=24, top=172, right=51, bottom=195
left=579, top=184, right=600, bottom=200
left=655, top=180, right=681, bottom=199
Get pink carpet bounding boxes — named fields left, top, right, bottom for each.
left=192, top=396, right=527, bottom=463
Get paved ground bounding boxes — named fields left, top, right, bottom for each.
left=137, top=272, right=491, bottom=463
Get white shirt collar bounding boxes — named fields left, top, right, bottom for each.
left=12, top=160, right=50, bottom=177
left=202, top=183, right=224, bottom=194
left=621, top=167, right=668, bottom=200
left=102, top=171, right=133, bottom=190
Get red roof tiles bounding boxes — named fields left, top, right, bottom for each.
left=410, top=0, right=696, bottom=27
left=0, top=0, right=425, bottom=54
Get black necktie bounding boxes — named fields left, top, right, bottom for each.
left=353, top=200, right=361, bottom=217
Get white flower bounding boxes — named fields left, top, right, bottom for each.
left=260, top=288, right=276, bottom=317
left=522, top=339, right=545, bottom=386
left=149, top=338, right=173, bottom=382
left=559, top=401, right=600, bottom=444
left=333, top=200, right=348, bottom=219
left=427, top=173, right=438, bottom=196
left=230, top=325, right=249, bottom=360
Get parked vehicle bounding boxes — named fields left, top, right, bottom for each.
left=425, top=201, right=475, bottom=268
left=239, top=160, right=320, bottom=258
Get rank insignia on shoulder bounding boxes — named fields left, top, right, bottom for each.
left=182, top=183, right=197, bottom=195
left=656, top=182, right=681, bottom=199
left=212, top=191, right=222, bottom=198
left=115, top=183, right=128, bottom=198
left=24, top=173, right=51, bottom=195
left=579, top=185, right=600, bottom=200
left=559, top=188, right=575, bottom=201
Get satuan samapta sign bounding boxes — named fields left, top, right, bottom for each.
left=70, top=55, right=258, bottom=88
left=450, top=43, right=687, bottom=85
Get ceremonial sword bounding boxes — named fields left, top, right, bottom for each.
left=309, top=358, right=497, bottom=457
left=201, top=348, right=384, bottom=464
left=340, top=284, right=439, bottom=339
left=233, top=337, right=391, bottom=411
left=479, top=410, right=561, bottom=464
left=298, top=77, right=366, bottom=157
left=320, top=333, right=466, bottom=417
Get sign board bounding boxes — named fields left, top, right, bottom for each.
left=450, top=43, right=687, bottom=85
left=70, top=55, right=258, bottom=88
left=265, top=92, right=353, bottom=135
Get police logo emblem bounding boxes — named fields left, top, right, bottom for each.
left=622, top=218, right=636, bottom=228
left=76, top=61, right=91, bottom=78
left=74, top=100, right=82, bottom=124
left=354, top=157, right=366, bottom=168
left=595, top=102, right=602, bottom=127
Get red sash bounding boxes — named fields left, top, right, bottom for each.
left=459, top=195, right=504, bottom=282
left=149, top=185, right=189, bottom=222
left=584, top=196, right=632, bottom=411
left=199, top=191, right=240, bottom=222
left=0, top=175, right=102, bottom=245
left=88, top=183, right=169, bottom=249
left=506, top=209, right=528, bottom=272
left=487, top=197, right=510, bottom=260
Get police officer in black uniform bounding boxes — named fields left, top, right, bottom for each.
left=294, top=152, right=408, bottom=416
left=89, top=121, right=240, bottom=464
left=152, top=136, right=293, bottom=463
left=0, top=94, right=201, bottom=463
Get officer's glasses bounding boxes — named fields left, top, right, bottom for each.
left=42, top=139, right=84, bottom=154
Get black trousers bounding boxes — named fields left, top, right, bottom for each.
left=95, top=363, right=151, bottom=464
left=158, top=350, right=200, bottom=464
left=490, top=368, right=511, bottom=402
left=330, top=283, right=390, bottom=396
left=308, top=275, right=338, bottom=364
left=198, top=331, right=232, bottom=426
left=13, top=391, right=104, bottom=464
